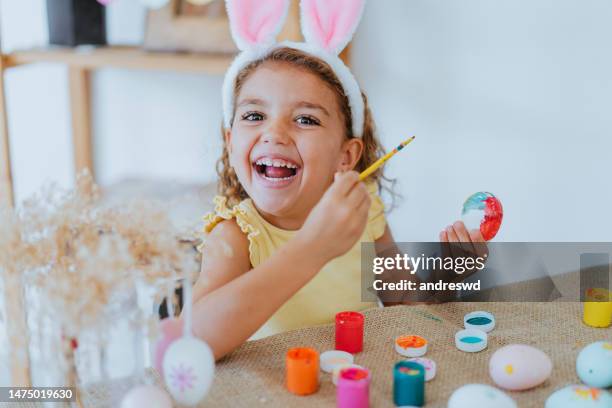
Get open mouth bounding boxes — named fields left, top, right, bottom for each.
left=253, top=157, right=300, bottom=182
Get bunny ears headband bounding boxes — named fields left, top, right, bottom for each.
left=223, top=0, right=366, bottom=137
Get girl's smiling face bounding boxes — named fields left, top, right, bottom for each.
left=227, top=61, right=362, bottom=229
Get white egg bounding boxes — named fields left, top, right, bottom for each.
left=576, top=341, right=612, bottom=388
left=139, top=0, right=170, bottom=9
left=489, top=344, right=552, bottom=391
left=120, top=385, right=172, bottom=408
left=545, top=385, right=612, bottom=408
left=448, top=384, right=517, bottom=408
left=163, top=336, right=215, bottom=406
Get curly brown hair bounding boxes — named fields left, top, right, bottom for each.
left=217, top=46, right=393, bottom=207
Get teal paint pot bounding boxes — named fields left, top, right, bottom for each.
left=393, top=361, right=424, bottom=406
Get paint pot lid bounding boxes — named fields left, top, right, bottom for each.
left=395, top=335, right=428, bottom=357
left=320, top=350, right=354, bottom=373
left=464, top=311, right=495, bottom=332
left=455, top=328, right=487, bottom=353
left=406, top=357, right=437, bottom=381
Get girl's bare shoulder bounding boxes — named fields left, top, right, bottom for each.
left=205, top=219, right=249, bottom=257
left=202, top=219, right=251, bottom=271
left=194, top=219, right=251, bottom=301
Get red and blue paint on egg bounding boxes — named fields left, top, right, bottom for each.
left=461, top=192, right=503, bottom=241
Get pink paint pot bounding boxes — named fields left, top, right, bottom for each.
left=153, top=318, right=183, bottom=376
left=337, top=367, right=370, bottom=408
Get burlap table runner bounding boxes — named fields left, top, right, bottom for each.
left=5, top=302, right=610, bottom=407
left=199, top=302, right=610, bottom=408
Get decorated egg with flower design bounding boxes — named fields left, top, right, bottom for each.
left=154, top=318, right=183, bottom=376
left=162, top=336, right=215, bottom=406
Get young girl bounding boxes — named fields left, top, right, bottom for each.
left=192, top=0, right=485, bottom=360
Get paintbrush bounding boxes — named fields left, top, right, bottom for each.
left=359, top=136, right=415, bottom=181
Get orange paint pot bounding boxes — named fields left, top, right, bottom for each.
left=286, top=347, right=319, bottom=396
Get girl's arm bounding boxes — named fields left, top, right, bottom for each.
left=192, top=221, right=326, bottom=359
left=191, top=172, right=371, bottom=360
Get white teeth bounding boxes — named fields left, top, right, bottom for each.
left=256, top=158, right=273, bottom=166
left=255, top=158, right=298, bottom=169
left=262, top=175, right=295, bottom=181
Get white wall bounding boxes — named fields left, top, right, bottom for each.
left=2, top=0, right=611, bottom=241
left=2, top=0, right=223, bottom=202
left=1, top=1, right=74, bottom=202
left=95, top=0, right=224, bottom=186
left=354, top=0, right=612, bottom=242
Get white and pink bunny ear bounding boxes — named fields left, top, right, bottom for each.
left=223, top=0, right=367, bottom=137
left=300, top=0, right=366, bottom=55
left=226, top=0, right=291, bottom=51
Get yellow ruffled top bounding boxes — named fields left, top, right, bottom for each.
left=200, top=182, right=386, bottom=339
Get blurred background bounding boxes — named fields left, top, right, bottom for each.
left=1, top=0, right=611, bottom=242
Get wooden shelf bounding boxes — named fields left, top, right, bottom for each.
left=2, top=46, right=236, bottom=74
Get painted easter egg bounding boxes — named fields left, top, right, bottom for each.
left=489, top=344, right=552, bottom=391
left=139, top=0, right=170, bottom=9
left=545, top=385, right=612, bottom=408
left=448, top=384, right=517, bottom=408
left=120, top=385, right=172, bottom=408
left=576, top=341, right=612, bottom=388
left=461, top=192, right=503, bottom=241
left=153, top=318, right=183, bottom=376
left=163, top=336, right=215, bottom=406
